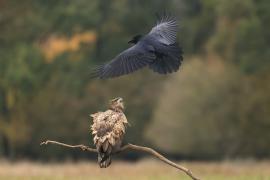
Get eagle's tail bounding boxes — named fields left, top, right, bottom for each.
left=149, top=43, right=183, bottom=74
left=97, top=140, right=112, bottom=168
left=98, top=152, right=112, bottom=168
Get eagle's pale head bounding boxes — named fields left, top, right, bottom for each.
left=109, top=97, right=124, bottom=112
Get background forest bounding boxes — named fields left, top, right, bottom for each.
left=0, top=0, right=270, bottom=161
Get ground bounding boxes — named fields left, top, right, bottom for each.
left=0, top=160, right=269, bottom=180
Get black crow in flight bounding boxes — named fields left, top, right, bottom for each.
left=92, top=15, right=183, bottom=79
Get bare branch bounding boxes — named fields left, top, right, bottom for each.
left=40, top=140, right=97, bottom=153
left=40, top=140, right=200, bottom=180
left=118, top=143, right=201, bottom=180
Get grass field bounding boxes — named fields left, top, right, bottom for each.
left=0, top=160, right=269, bottom=180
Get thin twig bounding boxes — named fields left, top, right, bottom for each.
left=118, top=143, right=200, bottom=180
left=40, top=140, right=97, bottom=153
left=40, top=140, right=200, bottom=180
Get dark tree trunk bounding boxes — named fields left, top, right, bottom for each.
left=95, top=0, right=111, bottom=60
left=0, top=90, right=14, bottom=160
left=1, top=135, right=10, bottom=157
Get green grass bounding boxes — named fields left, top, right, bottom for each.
left=0, top=160, right=269, bottom=180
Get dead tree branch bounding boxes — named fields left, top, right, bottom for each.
left=118, top=143, right=200, bottom=180
left=40, top=140, right=97, bottom=153
left=40, top=140, right=200, bottom=180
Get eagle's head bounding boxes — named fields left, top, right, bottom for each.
left=109, top=97, right=124, bottom=112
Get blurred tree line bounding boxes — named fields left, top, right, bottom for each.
left=0, top=0, right=269, bottom=160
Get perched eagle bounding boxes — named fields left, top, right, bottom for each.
left=92, top=14, right=183, bottom=79
left=90, top=97, right=128, bottom=168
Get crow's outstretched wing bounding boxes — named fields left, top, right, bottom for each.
left=149, top=15, right=178, bottom=45
left=92, top=44, right=155, bottom=79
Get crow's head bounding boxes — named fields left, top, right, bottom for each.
left=128, top=35, right=143, bottom=44
left=109, top=97, right=124, bottom=112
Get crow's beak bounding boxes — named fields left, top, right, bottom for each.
left=128, top=40, right=133, bottom=44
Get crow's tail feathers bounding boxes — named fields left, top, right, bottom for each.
left=149, top=43, right=183, bottom=74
